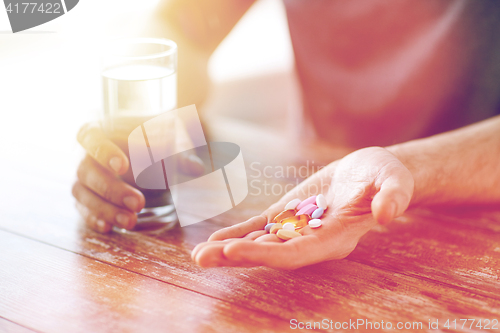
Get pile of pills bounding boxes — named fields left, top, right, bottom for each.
left=264, top=194, right=327, bottom=241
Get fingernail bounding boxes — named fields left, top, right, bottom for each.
left=96, top=219, right=106, bottom=231
left=109, top=157, right=122, bottom=173
left=123, top=196, right=139, bottom=212
left=116, top=213, right=130, bottom=229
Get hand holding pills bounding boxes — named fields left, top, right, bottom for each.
left=265, top=195, right=326, bottom=241
left=192, top=147, right=414, bottom=269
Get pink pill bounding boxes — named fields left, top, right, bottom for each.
left=296, top=204, right=317, bottom=216
left=296, top=196, right=316, bottom=211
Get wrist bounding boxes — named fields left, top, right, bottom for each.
left=385, top=142, right=431, bottom=207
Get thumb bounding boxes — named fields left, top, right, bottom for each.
left=371, top=163, right=414, bottom=225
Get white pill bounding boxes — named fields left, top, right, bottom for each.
left=316, top=194, right=327, bottom=210
left=308, top=219, right=322, bottom=228
left=282, top=222, right=295, bottom=231
left=284, top=198, right=301, bottom=210
left=311, top=208, right=324, bottom=219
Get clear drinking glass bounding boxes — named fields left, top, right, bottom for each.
left=101, top=37, right=178, bottom=232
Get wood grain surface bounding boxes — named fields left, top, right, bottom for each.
left=1, top=116, right=500, bottom=332
left=0, top=317, right=35, bottom=333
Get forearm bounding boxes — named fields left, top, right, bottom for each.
left=156, top=0, right=256, bottom=54
left=141, top=0, right=256, bottom=107
left=138, top=6, right=209, bottom=108
left=387, top=115, right=500, bottom=206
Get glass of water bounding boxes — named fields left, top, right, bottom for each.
left=101, top=37, right=178, bottom=232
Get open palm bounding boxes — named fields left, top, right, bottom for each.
left=192, top=147, right=414, bottom=269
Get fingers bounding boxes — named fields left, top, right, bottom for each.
left=207, top=216, right=268, bottom=241
left=204, top=158, right=336, bottom=242
left=193, top=216, right=367, bottom=269
left=77, top=123, right=129, bottom=175
left=243, top=230, right=267, bottom=240
left=72, top=181, right=137, bottom=230
left=193, top=238, right=314, bottom=269
left=191, top=230, right=266, bottom=260
left=254, top=234, right=282, bottom=243
left=219, top=217, right=363, bottom=269
left=206, top=206, right=285, bottom=243
left=222, top=236, right=321, bottom=269
left=371, top=160, right=414, bottom=225
left=75, top=202, right=113, bottom=233
left=192, top=240, right=256, bottom=268
left=77, top=155, right=145, bottom=212
left=192, top=242, right=228, bottom=267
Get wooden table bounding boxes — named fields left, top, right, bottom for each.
left=1, top=108, right=500, bottom=332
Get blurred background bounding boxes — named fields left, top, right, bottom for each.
left=0, top=0, right=296, bottom=186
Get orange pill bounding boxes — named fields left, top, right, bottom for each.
left=273, top=209, right=297, bottom=224
left=270, top=223, right=283, bottom=234
left=280, top=214, right=310, bottom=230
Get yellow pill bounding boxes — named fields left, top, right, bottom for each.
left=276, top=229, right=302, bottom=241
left=273, top=209, right=297, bottom=224
left=270, top=223, right=283, bottom=234
left=280, top=214, right=310, bottom=230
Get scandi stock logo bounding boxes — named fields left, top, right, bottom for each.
left=128, top=105, right=249, bottom=227
left=3, top=0, right=79, bottom=33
